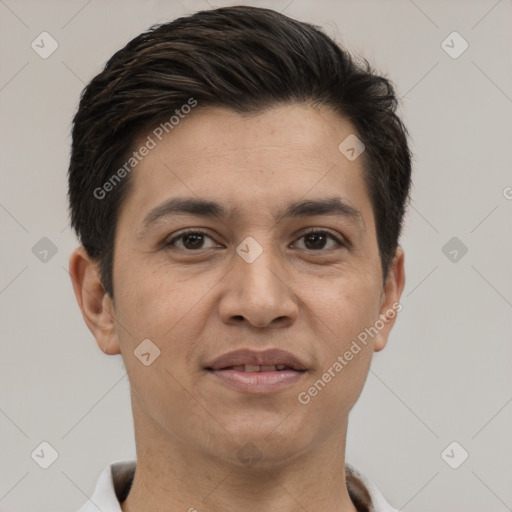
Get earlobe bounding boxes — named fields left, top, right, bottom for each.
left=69, top=246, right=121, bottom=355
left=373, top=246, right=405, bottom=352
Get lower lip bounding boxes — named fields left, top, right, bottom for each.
left=207, top=369, right=306, bottom=393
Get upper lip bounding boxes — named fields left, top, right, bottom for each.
left=205, top=348, right=308, bottom=371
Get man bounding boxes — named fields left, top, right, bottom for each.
left=68, top=5, right=411, bottom=512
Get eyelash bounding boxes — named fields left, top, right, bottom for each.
left=164, top=228, right=346, bottom=251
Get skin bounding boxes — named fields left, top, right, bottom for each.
left=70, top=103, right=405, bottom=512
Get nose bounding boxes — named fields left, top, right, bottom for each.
left=218, top=241, right=298, bottom=329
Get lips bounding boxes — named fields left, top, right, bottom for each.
left=205, top=348, right=308, bottom=372
left=205, top=348, right=308, bottom=394
left=219, top=364, right=295, bottom=372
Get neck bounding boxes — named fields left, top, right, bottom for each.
left=121, top=417, right=359, bottom=512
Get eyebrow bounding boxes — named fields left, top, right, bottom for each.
left=139, top=196, right=365, bottom=236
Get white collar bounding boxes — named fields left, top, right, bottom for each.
left=77, top=459, right=398, bottom=512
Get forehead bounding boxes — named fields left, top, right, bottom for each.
left=120, top=103, right=372, bottom=228
left=140, top=104, right=355, bottom=163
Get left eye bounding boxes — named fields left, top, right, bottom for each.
left=294, top=230, right=344, bottom=250
left=165, top=229, right=344, bottom=251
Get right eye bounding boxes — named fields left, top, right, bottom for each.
left=164, top=229, right=221, bottom=251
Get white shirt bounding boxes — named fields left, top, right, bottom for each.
left=77, top=460, right=398, bottom=512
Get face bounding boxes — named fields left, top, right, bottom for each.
left=73, top=103, right=404, bottom=466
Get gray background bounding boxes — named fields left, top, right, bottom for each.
left=1, top=0, right=511, bottom=511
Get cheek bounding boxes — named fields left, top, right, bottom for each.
left=114, top=258, right=203, bottom=341
left=299, top=280, right=379, bottom=415
left=115, top=265, right=209, bottom=430
left=312, top=267, right=381, bottom=339
left=307, top=273, right=380, bottom=398
left=299, top=350, right=372, bottom=433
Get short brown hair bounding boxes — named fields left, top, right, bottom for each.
left=68, top=5, right=412, bottom=298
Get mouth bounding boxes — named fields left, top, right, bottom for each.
left=208, top=364, right=305, bottom=372
left=205, top=349, right=308, bottom=393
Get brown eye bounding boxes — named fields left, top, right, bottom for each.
left=165, top=229, right=217, bottom=250
left=294, top=229, right=345, bottom=251
left=164, top=228, right=345, bottom=252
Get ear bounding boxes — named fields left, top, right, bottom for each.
left=69, top=246, right=121, bottom=355
left=373, top=245, right=405, bottom=352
